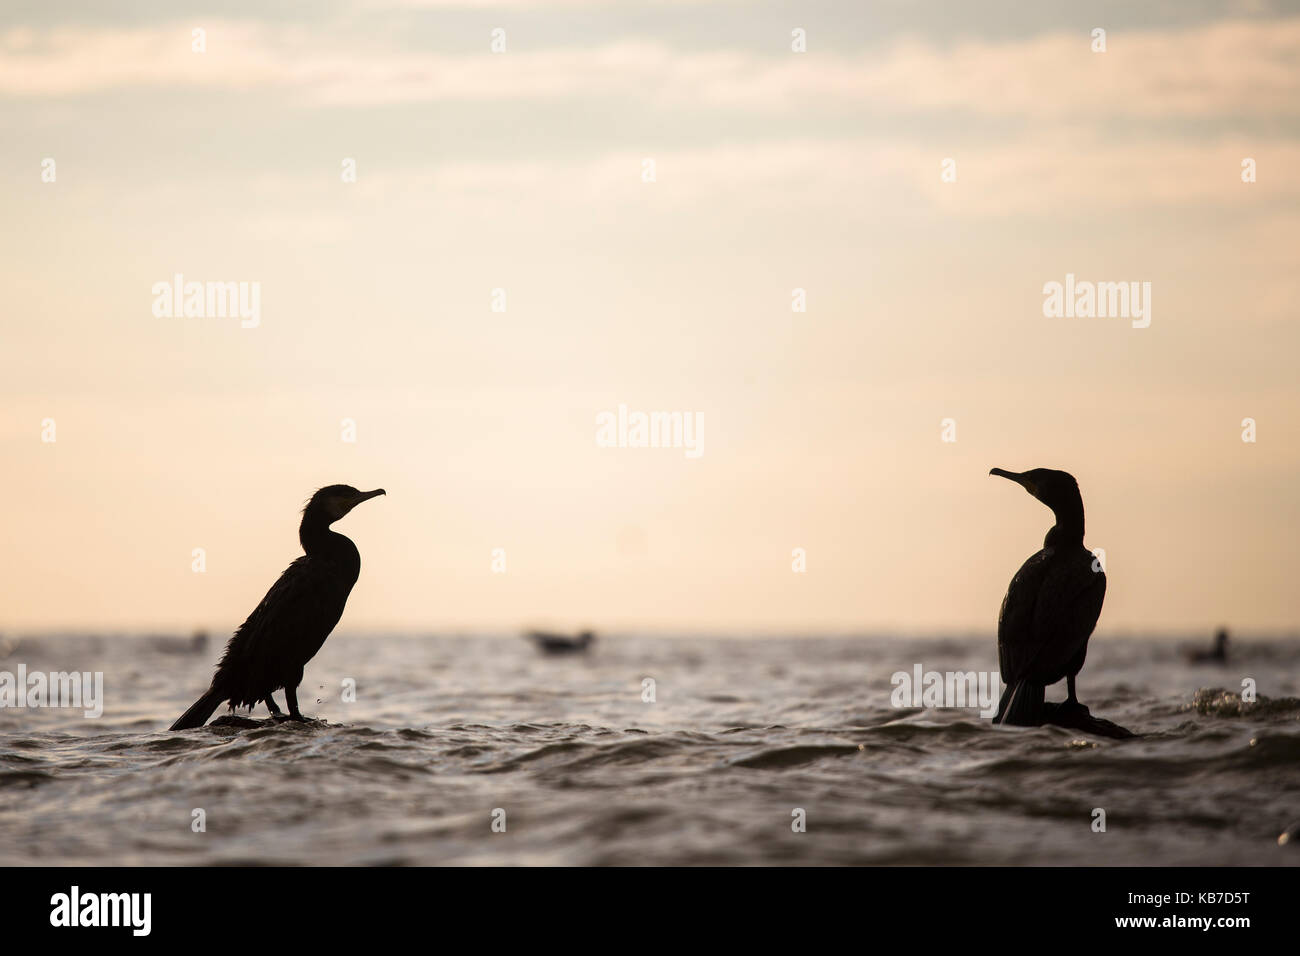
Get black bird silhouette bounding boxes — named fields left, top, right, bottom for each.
left=169, top=485, right=385, bottom=730
left=1187, top=628, right=1229, bottom=664
left=990, top=468, right=1105, bottom=726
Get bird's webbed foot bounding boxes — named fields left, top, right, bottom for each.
left=1057, top=699, right=1092, bottom=720
left=282, top=687, right=312, bottom=722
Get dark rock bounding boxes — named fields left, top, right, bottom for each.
left=207, top=715, right=325, bottom=731
left=208, top=715, right=269, bottom=729
left=1040, top=701, right=1138, bottom=739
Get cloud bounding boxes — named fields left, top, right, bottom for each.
left=2, top=17, right=1299, bottom=119
left=78, top=135, right=1300, bottom=240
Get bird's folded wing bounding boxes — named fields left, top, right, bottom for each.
left=222, top=556, right=334, bottom=672
left=1028, top=560, right=1106, bottom=678
left=996, top=551, right=1050, bottom=683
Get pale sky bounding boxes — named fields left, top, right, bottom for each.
left=2, top=0, right=1297, bottom=635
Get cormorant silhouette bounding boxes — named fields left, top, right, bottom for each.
left=1188, top=628, right=1229, bottom=664
left=169, top=485, right=385, bottom=730
left=989, top=468, right=1105, bottom=726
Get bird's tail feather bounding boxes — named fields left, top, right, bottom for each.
left=169, top=689, right=224, bottom=731
left=994, top=680, right=1044, bottom=726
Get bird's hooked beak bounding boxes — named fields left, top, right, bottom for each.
left=354, top=488, right=386, bottom=505
left=990, top=468, right=1038, bottom=498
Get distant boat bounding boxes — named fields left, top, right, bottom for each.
left=526, top=630, right=596, bottom=655
left=1186, top=628, right=1229, bottom=664
left=147, top=631, right=209, bottom=655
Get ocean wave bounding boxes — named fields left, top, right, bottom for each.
left=3, top=634, right=1299, bottom=865
left=1187, top=687, right=1300, bottom=719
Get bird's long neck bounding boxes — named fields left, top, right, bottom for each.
left=299, top=508, right=351, bottom=557
left=1044, top=490, right=1085, bottom=548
